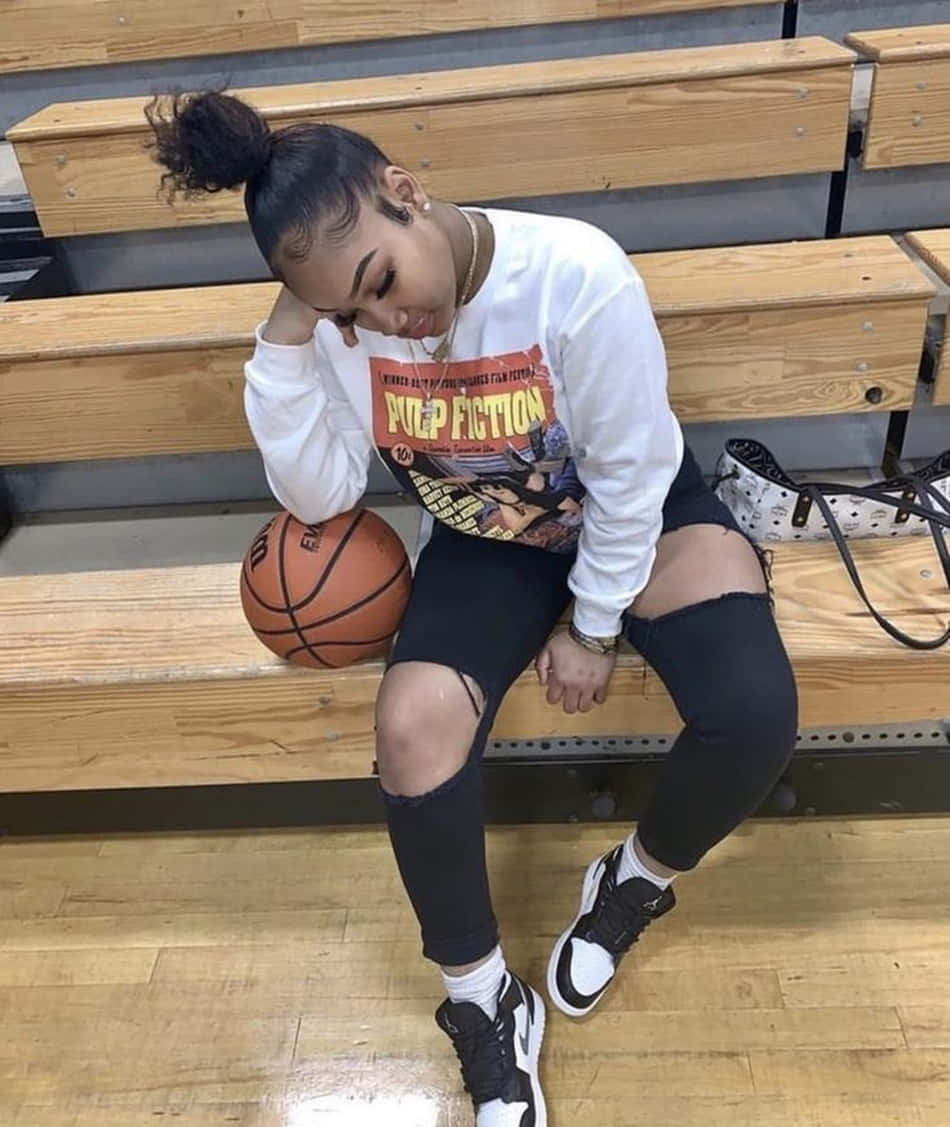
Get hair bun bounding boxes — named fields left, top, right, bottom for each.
left=146, top=90, right=273, bottom=197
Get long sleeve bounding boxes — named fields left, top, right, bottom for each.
left=559, top=277, right=683, bottom=638
left=243, top=323, right=372, bottom=524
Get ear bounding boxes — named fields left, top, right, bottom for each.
left=380, top=165, right=427, bottom=213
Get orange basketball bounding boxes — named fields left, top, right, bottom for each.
left=240, top=508, right=412, bottom=669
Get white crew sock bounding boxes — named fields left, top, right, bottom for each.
left=441, top=945, right=506, bottom=1020
left=616, top=833, right=674, bottom=890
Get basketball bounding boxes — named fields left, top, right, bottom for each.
left=240, top=508, right=412, bottom=669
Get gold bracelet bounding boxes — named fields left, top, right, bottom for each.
left=568, top=622, right=619, bottom=655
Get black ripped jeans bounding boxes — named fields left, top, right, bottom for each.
left=381, top=448, right=798, bottom=965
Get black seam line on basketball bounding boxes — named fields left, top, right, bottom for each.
left=292, top=508, right=368, bottom=614
left=284, top=634, right=396, bottom=669
left=240, top=508, right=366, bottom=616
left=283, top=630, right=398, bottom=659
left=277, top=510, right=350, bottom=669
left=246, top=556, right=410, bottom=636
left=241, top=554, right=290, bottom=614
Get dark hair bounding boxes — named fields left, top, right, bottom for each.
left=145, top=89, right=408, bottom=266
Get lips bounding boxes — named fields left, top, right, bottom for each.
left=402, top=312, right=434, bottom=339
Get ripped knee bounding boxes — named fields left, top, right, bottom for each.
left=375, top=662, right=486, bottom=798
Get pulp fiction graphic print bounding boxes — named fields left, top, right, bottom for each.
left=370, top=345, right=585, bottom=552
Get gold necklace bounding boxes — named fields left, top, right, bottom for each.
left=420, top=206, right=479, bottom=364
left=408, top=207, right=480, bottom=431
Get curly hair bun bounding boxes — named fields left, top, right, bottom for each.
left=146, top=90, right=273, bottom=197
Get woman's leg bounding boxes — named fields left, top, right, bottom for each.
left=626, top=523, right=798, bottom=872
left=375, top=660, right=495, bottom=970
left=377, top=523, right=573, bottom=970
left=548, top=520, right=797, bottom=1017
left=377, top=525, right=572, bottom=1120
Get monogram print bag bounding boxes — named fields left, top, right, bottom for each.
left=714, top=438, right=950, bottom=650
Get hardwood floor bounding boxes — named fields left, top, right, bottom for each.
left=2, top=817, right=948, bottom=1125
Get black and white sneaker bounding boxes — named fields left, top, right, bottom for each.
left=547, top=844, right=676, bottom=1018
left=436, top=971, right=546, bottom=1126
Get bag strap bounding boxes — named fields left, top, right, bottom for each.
left=914, top=475, right=950, bottom=516
left=911, top=477, right=950, bottom=588
left=805, top=485, right=950, bottom=650
left=804, top=480, right=950, bottom=528
left=808, top=476, right=950, bottom=588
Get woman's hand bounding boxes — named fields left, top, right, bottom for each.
left=262, top=285, right=361, bottom=349
left=535, top=630, right=616, bottom=714
left=262, top=285, right=321, bottom=345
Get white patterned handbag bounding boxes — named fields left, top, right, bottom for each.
left=714, top=438, right=950, bottom=650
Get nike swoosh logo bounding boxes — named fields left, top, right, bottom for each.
left=517, top=981, right=532, bottom=1057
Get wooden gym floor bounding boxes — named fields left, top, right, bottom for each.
left=1, top=816, right=948, bottom=1125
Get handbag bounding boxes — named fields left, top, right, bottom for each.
left=714, top=438, right=950, bottom=650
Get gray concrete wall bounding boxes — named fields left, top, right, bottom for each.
left=797, top=0, right=949, bottom=43
left=842, top=164, right=950, bottom=236
left=60, top=173, right=832, bottom=294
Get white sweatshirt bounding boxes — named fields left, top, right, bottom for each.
left=244, top=207, right=683, bottom=637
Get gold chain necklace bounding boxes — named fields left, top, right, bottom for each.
left=408, top=207, right=479, bottom=430
left=421, top=206, right=479, bottom=364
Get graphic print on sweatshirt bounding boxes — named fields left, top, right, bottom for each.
left=370, top=345, right=584, bottom=552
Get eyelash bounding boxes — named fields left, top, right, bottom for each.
left=334, top=268, right=396, bottom=328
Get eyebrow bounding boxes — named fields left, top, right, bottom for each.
left=311, top=248, right=378, bottom=312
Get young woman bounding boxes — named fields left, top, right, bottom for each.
left=148, top=91, right=798, bottom=1127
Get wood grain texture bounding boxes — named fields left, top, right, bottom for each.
left=906, top=228, right=950, bottom=284
left=845, top=24, right=950, bottom=63
left=1, top=0, right=781, bottom=75
left=0, top=238, right=932, bottom=463
left=906, top=228, right=950, bottom=404
left=7, top=39, right=855, bottom=237
left=860, top=57, right=950, bottom=169
left=659, top=298, right=927, bottom=423
left=0, top=302, right=925, bottom=461
left=1, top=537, right=947, bottom=793
left=1, top=236, right=928, bottom=362
left=1, top=818, right=948, bottom=1126
left=10, top=38, right=854, bottom=138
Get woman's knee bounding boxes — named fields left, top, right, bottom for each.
left=706, top=652, right=798, bottom=752
left=640, top=592, right=798, bottom=754
left=691, top=603, right=799, bottom=754
left=375, top=661, right=486, bottom=798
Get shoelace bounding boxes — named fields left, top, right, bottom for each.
left=585, top=871, right=660, bottom=956
left=449, top=1009, right=515, bottom=1105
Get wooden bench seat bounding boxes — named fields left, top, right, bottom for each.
left=0, top=233, right=941, bottom=796
left=1, top=535, right=947, bottom=794
left=845, top=25, right=950, bottom=171
left=1, top=0, right=779, bottom=75
left=906, top=228, right=950, bottom=405
left=0, top=235, right=932, bottom=464
left=6, top=37, right=855, bottom=237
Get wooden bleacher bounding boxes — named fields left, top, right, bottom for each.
left=1, top=0, right=780, bottom=74
left=906, top=228, right=950, bottom=405
left=0, top=237, right=929, bottom=464
left=845, top=24, right=950, bottom=170
left=2, top=536, right=947, bottom=794
left=2, top=21, right=950, bottom=800
left=1, top=236, right=946, bottom=794
left=6, top=37, right=855, bottom=237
